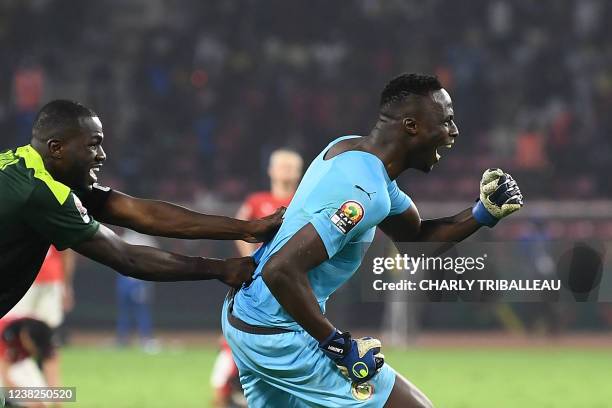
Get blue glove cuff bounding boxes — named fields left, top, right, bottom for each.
left=472, top=200, right=498, bottom=227
left=319, top=329, right=350, bottom=361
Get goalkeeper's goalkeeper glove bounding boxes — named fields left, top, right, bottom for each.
left=472, top=168, right=524, bottom=227
left=318, top=330, right=384, bottom=384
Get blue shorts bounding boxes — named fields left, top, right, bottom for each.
left=222, top=298, right=396, bottom=407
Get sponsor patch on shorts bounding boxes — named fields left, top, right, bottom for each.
left=330, top=200, right=364, bottom=234
left=351, top=381, right=374, bottom=401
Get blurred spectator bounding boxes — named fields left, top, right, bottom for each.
left=13, top=62, right=44, bottom=113
left=235, top=148, right=303, bottom=256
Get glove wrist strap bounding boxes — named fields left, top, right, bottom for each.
left=319, top=330, right=351, bottom=360
left=472, top=200, right=498, bottom=227
left=319, top=329, right=338, bottom=346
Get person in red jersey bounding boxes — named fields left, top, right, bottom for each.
left=8, top=246, right=76, bottom=330
left=235, top=149, right=303, bottom=257
left=211, top=149, right=303, bottom=407
left=5, top=247, right=75, bottom=408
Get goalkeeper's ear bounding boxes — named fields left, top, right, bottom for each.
left=402, top=117, right=418, bottom=135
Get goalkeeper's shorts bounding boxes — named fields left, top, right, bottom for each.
left=221, top=297, right=396, bottom=407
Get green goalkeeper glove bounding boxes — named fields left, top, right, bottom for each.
left=472, top=168, right=524, bottom=227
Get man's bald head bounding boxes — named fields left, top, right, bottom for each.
left=32, top=100, right=98, bottom=142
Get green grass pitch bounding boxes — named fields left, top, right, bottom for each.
left=62, top=345, right=612, bottom=407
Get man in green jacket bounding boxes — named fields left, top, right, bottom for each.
left=0, top=99, right=283, bottom=317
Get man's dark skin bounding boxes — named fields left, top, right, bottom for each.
left=30, top=115, right=284, bottom=287
left=262, top=89, right=471, bottom=408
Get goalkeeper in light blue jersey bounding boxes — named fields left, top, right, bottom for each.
left=222, top=73, right=523, bottom=408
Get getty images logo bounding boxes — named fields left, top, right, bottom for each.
left=373, top=253, right=488, bottom=275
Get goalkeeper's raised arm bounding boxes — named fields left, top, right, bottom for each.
left=379, top=168, right=523, bottom=242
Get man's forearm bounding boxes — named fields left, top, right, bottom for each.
left=110, top=199, right=253, bottom=240
left=73, top=226, right=233, bottom=282
left=416, top=207, right=481, bottom=242
left=73, top=225, right=255, bottom=287
left=116, top=244, right=227, bottom=282
left=263, top=262, right=335, bottom=341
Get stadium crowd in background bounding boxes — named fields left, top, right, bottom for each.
left=1, top=0, right=611, bottom=206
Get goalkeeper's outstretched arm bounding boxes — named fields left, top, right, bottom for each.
left=380, top=168, right=523, bottom=242
left=380, top=205, right=481, bottom=242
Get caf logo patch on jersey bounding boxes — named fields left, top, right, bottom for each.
left=351, top=381, right=374, bottom=401
left=72, top=193, right=91, bottom=224
left=330, top=200, right=364, bottom=234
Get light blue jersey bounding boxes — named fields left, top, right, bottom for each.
left=233, top=136, right=412, bottom=329
left=224, top=136, right=413, bottom=407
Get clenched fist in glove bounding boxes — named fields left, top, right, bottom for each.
left=319, top=330, right=385, bottom=384
left=472, top=168, right=524, bottom=227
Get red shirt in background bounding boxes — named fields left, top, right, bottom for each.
left=14, top=66, right=44, bottom=112
left=236, top=192, right=292, bottom=221
left=35, top=246, right=63, bottom=283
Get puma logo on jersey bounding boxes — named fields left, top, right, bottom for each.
left=354, top=185, right=375, bottom=200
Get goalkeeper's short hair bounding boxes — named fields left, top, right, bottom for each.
left=379, top=73, right=442, bottom=111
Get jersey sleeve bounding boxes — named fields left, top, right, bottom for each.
left=75, top=183, right=112, bottom=217
left=23, top=183, right=100, bottom=250
left=309, top=197, right=381, bottom=259
left=387, top=180, right=412, bottom=216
